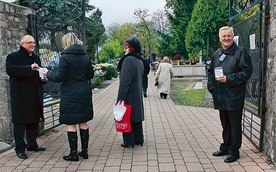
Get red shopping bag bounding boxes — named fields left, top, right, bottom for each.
left=115, top=102, right=132, bottom=133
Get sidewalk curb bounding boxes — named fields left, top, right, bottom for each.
left=0, top=142, right=12, bottom=154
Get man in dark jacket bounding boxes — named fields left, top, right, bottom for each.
left=6, top=35, right=47, bottom=159
left=207, top=26, right=252, bottom=163
left=141, top=54, right=150, bottom=97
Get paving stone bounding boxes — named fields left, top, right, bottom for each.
left=0, top=72, right=273, bottom=171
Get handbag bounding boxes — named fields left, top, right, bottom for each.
left=155, top=78, right=159, bottom=86
left=115, top=101, right=132, bottom=133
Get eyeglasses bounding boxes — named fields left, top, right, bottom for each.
left=23, top=41, right=36, bottom=45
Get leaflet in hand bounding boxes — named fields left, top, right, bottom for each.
left=36, top=68, right=47, bottom=79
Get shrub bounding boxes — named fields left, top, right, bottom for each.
left=105, top=66, right=118, bottom=80
left=95, top=76, right=102, bottom=88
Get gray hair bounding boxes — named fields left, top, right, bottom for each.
left=219, top=26, right=234, bottom=37
left=163, top=56, right=169, bottom=61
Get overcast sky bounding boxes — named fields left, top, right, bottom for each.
left=91, top=0, right=166, bottom=26
left=2, top=0, right=166, bottom=26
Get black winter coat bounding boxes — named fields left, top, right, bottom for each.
left=141, top=57, right=150, bottom=89
left=47, top=45, right=94, bottom=124
left=6, top=46, right=45, bottom=124
left=207, top=43, right=253, bottom=110
left=117, top=52, right=144, bottom=122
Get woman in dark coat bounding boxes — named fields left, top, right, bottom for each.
left=117, top=36, right=145, bottom=148
left=43, top=33, right=94, bottom=161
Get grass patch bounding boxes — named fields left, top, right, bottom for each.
left=170, top=79, right=213, bottom=108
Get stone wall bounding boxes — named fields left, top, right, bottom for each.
left=0, top=1, right=34, bottom=142
left=172, top=65, right=206, bottom=78
left=264, top=0, right=276, bottom=165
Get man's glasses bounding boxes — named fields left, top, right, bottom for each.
left=24, top=41, right=36, bottom=45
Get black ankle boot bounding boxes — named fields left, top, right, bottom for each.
left=79, top=128, right=89, bottom=159
left=63, top=132, right=79, bottom=161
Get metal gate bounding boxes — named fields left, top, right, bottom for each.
left=28, top=14, right=83, bottom=132
left=229, top=0, right=269, bottom=151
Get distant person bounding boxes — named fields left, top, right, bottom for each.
left=116, top=36, right=144, bottom=148
left=207, top=26, right=252, bottom=163
left=155, top=56, right=173, bottom=99
left=43, top=33, right=94, bottom=161
left=6, top=35, right=47, bottom=159
left=141, top=54, right=150, bottom=97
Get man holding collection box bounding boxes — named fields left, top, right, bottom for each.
left=207, top=26, right=253, bottom=163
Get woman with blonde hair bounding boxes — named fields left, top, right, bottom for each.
left=43, top=32, right=94, bottom=161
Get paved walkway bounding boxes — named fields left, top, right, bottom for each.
left=0, top=72, right=275, bottom=172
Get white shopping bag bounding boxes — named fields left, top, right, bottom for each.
left=113, top=100, right=127, bottom=121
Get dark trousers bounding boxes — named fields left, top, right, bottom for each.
left=143, top=87, right=147, bottom=94
left=14, top=123, right=39, bottom=153
left=219, top=110, right=243, bottom=157
left=122, top=122, right=144, bottom=145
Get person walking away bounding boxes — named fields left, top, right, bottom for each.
left=155, top=56, right=173, bottom=99
left=141, top=54, right=150, bottom=97
left=6, top=35, right=47, bottom=159
left=207, top=26, right=252, bottom=163
left=116, top=36, right=145, bottom=148
left=43, top=33, right=94, bottom=161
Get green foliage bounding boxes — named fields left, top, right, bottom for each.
left=107, top=23, right=137, bottom=44
left=94, top=76, right=102, bottom=88
left=98, top=23, right=137, bottom=61
left=156, top=33, right=174, bottom=57
left=100, top=58, right=107, bottom=63
left=98, top=39, right=122, bottom=62
left=165, top=0, right=197, bottom=58
left=15, top=0, right=94, bottom=25
left=185, top=0, right=229, bottom=61
left=86, top=8, right=105, bottom=61
left=105, top=66, right=118, bottom=80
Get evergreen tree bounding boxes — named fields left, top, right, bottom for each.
left=86, top=8, right=105, bottom=61
left=185, top=0, right=228, bottom=61
left=165, top=0, right=197, bottom=59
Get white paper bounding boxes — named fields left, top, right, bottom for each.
left=214, top=67, right=223, bottom=78
left=234, top=36, right=239, bottom=45
left=249, top=34, right=256, bottom=49
left=37, top=68, right=47, bottom=79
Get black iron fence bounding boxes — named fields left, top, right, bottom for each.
left=230, top=0, right=268, bottom=151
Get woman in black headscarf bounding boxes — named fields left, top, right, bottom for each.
left=116, top=36, right=145, bottom=148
